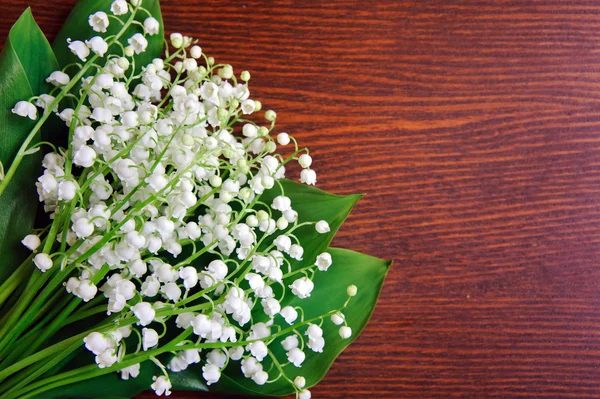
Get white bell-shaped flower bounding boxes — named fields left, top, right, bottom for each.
left=142, top=327, right=159, bottom=350
left=67, top=39, right=90, bottom=61
left=73, top=145, right=97, bottom=168
left=179, top=266, right=199, bottom=290
left=287, top=347, right=306, bottom=367
left=119, top=364, right=140, bottom=380
left=88, top=11, right=109, bottom=32
left=110, top=0, right=128, bottom=16
left=252, top=370, right=269, bottom=385
left=83, top=332, right=109, bottom=355
left=131, top=302, right=155, bottom=326
left=316, top=252, right=333, bottom=271
left=281, top=335, right=299, bottom=351
left=202, top=364, right=221, bottom=385
left=241, top=357, right=263, bottom=378
left=128, top=33, right=148, bottom=54
left=161, top=282, right=181, bottom=301
left=86, top=36, right=109, bottom=57
left=151, top=375, right=172, bottom=396
left=57, top=180, right=77, bottom=201
left=300, top=169, right=317, bottom=185
left=21, top=234, right=41, bottom=251
left=143, top=17, right=160, bottom=35
left=280, top=306, right=298, bottom=325
left=315, top=220, right=330, bottom=234
left=261, top=297, right=281, bottom=318
left=289, top=277, right=314, bottom=299
left=207, top=349, right=227, bottom=368
left=11, top=101, right=37, bottom=120
left=46, top=71, right=69, bottom=86
left=95, top=348, right=117, bottom=368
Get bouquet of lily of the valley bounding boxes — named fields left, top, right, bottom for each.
left=0, top=1, right=390, bottom=398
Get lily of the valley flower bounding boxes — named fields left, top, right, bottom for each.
left=8, top=4, right=362, bottom=395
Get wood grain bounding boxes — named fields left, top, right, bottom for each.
left=4, top=0, right=600, bottom=397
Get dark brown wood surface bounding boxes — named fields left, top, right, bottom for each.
left=4, top=0, right=600, bottom=398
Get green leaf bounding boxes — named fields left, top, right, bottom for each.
left=33, top=360, right=157, bottom=399
left=0, top=8, right=60, bottom=280
left=52, top=0, right=164, bottom=75
left=177, top=248, right=391, bottom=396
left=259, top=179, right=363, bottom=273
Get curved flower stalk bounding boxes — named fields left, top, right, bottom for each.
left=0, top=1, right=393, bottom=399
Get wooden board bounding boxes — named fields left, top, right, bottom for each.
left=3, top=1, right=600, bottom=398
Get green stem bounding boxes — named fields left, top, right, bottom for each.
left=22, top=297, right=81, bottom=359
left=0, top=288, right=67, bottom=370
left=0, top=269, right=54, bottom=356
left=0, top=339, right=82, bottom=396
left=0, top=330, right=88, bottom=384
left=65, top=304, right=106, bottom=325
left=6, top=327, right=193, bottom=399
left=0, top=254, right=33, bottom=308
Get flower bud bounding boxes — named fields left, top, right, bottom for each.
left=277, top=132, right=290, bottom=145
left=347, top=284, right=358, bottom=297
left=218, top=64, right=233, bottom=79
left=276, top=217, right=289, bottom=230
left=339, top=326, right=352, bottom=339
left=209, top=175, right=222, bottom=187
left=294, top=376, right=306, bottom=389
left=315, top=220, right=330, bottom=234
left=264, top=110, right=277, bottom=121
left=34, top=253, right=52, bottom=272
left=265, top=141, right=277, bottom=153
left=118, top=57, right=130, bottom=70
left=331, top=312, right=345, bottom=325
left=299, top=390, right=312, bottom=399
left=190, top=45, right=202, bottom=59
left=170, top=33, right=184, bottom=48
left=258, top=126, right=269, bottom=137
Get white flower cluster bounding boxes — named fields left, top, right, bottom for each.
left=14, top=1, right=354, bottom=397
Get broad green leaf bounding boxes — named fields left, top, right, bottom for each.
left=52, top=0, right=164, bottom=75
left=257, top=178, right=363, bottom=272
left=0, top=8, right=60, bottom=281
left=176, top=248, right=391, bottom=396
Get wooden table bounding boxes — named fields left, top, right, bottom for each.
left=3, top=1, right=600, bottom=398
